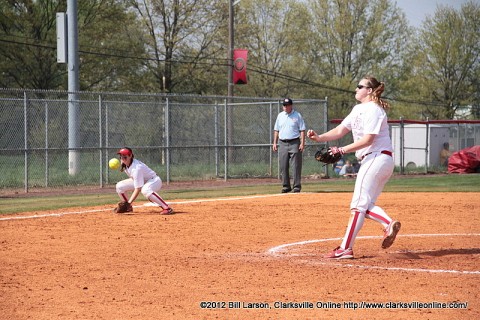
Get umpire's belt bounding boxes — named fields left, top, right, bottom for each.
left=279, top=137, right=300, bottom=143
left=361, top=150, right=392, bottom=160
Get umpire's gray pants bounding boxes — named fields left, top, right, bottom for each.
left=279, top=139, right=303, bottom=190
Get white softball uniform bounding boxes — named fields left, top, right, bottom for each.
left=342, top=101, right=393, bottom=159
left=116, top=159, right=168, bottom=209
left=339, top=102, right=395, bottom=250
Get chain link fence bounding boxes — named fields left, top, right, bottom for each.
left=331, top=118, right=480, bottom=175
left=390, top=119, right=480, bottom=174
left=0, top=89, right=328, bottom=191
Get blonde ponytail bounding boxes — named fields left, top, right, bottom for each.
left=364, top=77, right=390, bottom=110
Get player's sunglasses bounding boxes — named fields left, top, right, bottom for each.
left=119, top=155, right=130, bottom=159
left=356, top=85, right=370, bottom=89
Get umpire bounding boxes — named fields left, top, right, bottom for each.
left=272, top=98, right=306, bottom=193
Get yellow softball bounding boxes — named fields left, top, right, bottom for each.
left=109, top=158, right=120, bottom=170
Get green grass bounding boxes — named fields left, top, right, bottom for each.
left=0, top=173, right=478, bottom=215
left=382, top=173, right=480, bottom=192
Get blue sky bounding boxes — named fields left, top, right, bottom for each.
left=396, top=0, right=475, bottom=27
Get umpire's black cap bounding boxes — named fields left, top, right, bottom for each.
left=282, top=98, right=293, bottom=106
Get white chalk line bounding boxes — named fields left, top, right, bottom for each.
left=0, top=193, right=288, bottom=221
left=143, top=193, right=288, bottom=206
left=0, top=208, right=109, bottom=221
left=267, top=234, right=480, bottom=275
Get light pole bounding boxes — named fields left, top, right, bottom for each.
left=228, top=0, right=241, bottom=97
left=226, top=0, right=240, bottom=178
left=67, top=0, right=80, bottom=175
left=228, top=0, right=234, bottom=98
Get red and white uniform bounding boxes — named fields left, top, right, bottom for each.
left=339, top=101, right=395, bottom=250
left=116, top=159, right=169, bottom=209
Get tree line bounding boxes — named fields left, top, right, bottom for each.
left=0, top=0, right=478, bottom=120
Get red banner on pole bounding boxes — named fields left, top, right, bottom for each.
left=233, top=49, right=248, bottom=85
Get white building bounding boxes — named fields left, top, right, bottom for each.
left=391, top=124, right=450, bottom=168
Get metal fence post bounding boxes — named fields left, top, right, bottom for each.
left=457, top=122, right=460, bottom=150
left=24, top=92, right=28, bottom=193
left=269, top=102, right=273, bottom=176
left=214, top=102, right=219, bottom=177
left=224, top=99, right=228, bottom=181
left=99, top=94, right=104, bottom=188
left=425, top=118, right=429, bottom=173
left=105, top=101, right=110, bottom=184
left=400, top=117, right=404, bottom=174
left=45, top=101, right=49, bottom=187
left=165, top=98, right=171, bottom=184
left=324, top=98, right=329, bottom=178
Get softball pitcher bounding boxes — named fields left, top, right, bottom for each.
left=307, top=76, right=401, bottom=259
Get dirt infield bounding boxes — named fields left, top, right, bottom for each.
left=1, top=192, right=479, bottom=319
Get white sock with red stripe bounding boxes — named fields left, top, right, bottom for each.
left=340, top=211, right=365, bottom=250
left=148, top=192, right=169, bottom=209
left=366, top=206, right=392, bottom=228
